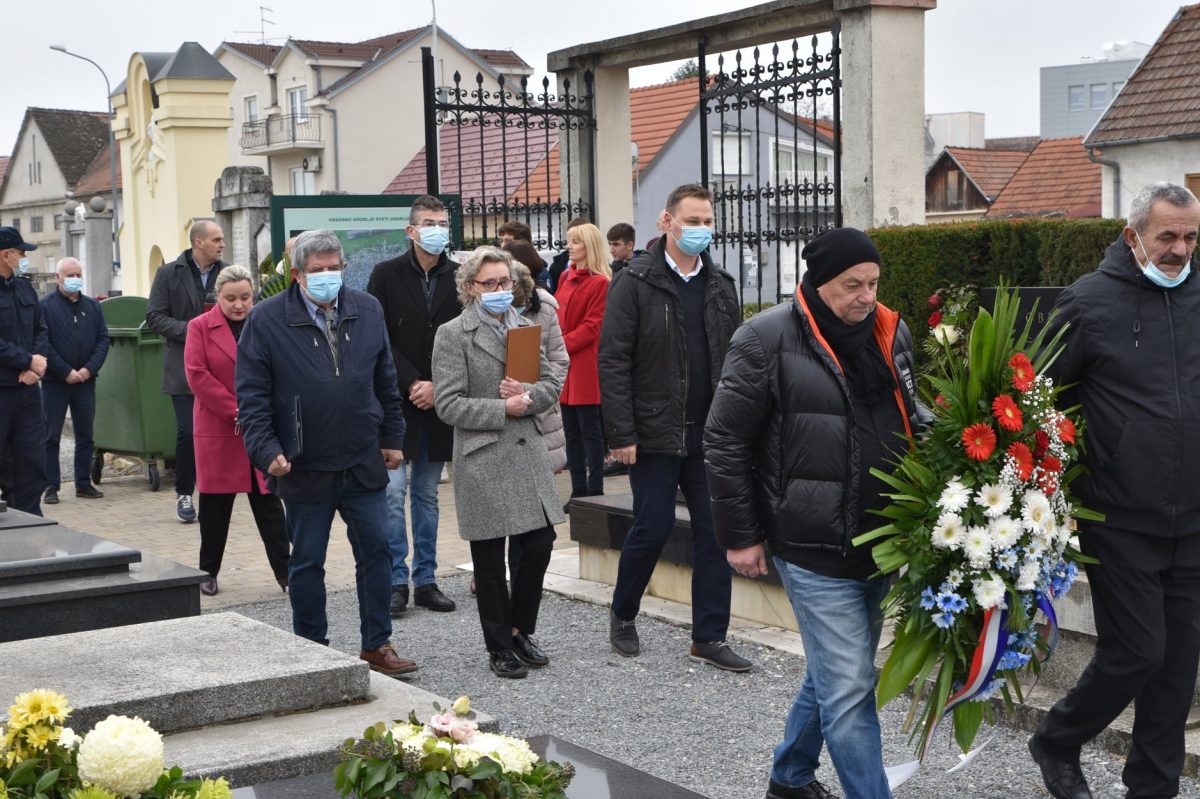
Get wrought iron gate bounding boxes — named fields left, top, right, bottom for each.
left=699, top=21, right=842, bottom=306
left=421, top=47, right=596, bottom=251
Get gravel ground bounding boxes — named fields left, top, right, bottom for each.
left=222, top=573, right=1198, bottom=799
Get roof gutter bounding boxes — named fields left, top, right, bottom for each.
left=1086, top=145, right=1120, bottom=217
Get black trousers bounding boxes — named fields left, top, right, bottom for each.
left=562, top=404, right=605, bottom=497
left=170, top=394, right=196, bottom=496
left=470, top=524, right=555, bottom=653
left=1037, top=524, right=1200, bottom=798
left=0, top=385, right=47, bottom=515
left=198, top=478, right=290, bottom=581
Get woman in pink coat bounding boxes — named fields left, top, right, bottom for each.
left=184, top=264, right=289, bottom=596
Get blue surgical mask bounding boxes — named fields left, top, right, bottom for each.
left=479, top=289, right=513, bottom=314
left=414, top=225, right=450, bottom=255
left=17, top=257, right=29, bottom=276
left=1135, top=231, right=1192, bottom=289
left=304, top=271, right=342, bottom=303
left=63, top=277, right=84, bottom=294
left=671, top=218, right=713, bottom=256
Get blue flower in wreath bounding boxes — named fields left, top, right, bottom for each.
left=936, top=591, right=968, bottom=614
left=932, top=610, right=956, bottom=629
left=920, top=587, right=937, bottom=610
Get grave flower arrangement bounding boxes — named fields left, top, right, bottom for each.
left=335, top=696, right=574, bottom=799
left=852, top=287, right=1101, bottom=759
left=0, top=689, right=232, bottom=799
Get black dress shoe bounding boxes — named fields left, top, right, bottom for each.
left=1028, top=735, right=1093, bottom=799
left=489, top=649, right=528, bottom=679
left=76, top=485, right=104, bottom=499
left=766, top=778, right=841, bottom=799
left=414, top=584, right=456, bottom=612
left=389, top=585, right=409, bottom=617
left=43, top=488, right=59, bottom=505
left=199, top=577, right=219, bottom=597
left=512, top=632, right=549, bottom=667
left=609, top=611, right=639, bottom=657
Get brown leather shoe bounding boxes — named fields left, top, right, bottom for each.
left=360, top=644, right=418, bottom=676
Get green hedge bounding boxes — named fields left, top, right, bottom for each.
left=868, top=217, right=1126, bottom=326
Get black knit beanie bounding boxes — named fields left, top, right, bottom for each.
left=800, top=227, right=881, bottom=287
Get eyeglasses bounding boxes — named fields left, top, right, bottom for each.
left=473, top=278, right=513, bottom=291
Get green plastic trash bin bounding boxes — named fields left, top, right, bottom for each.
left=91, top=295, right=177, bottom=491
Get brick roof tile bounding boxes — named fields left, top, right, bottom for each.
left=942, top=147, right=1029, bottom=200
left=985, top=137, right=1101, bottom=218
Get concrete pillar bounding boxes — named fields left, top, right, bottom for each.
left=212, top=166, right=273, bottom=287
left=82, top=197, right=114, bottom=296
left=593, top=67, right=634, bottom=230
left=838, top=1, right=933, bottom=229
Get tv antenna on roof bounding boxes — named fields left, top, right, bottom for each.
left=235, top=6, right=278, bottom=44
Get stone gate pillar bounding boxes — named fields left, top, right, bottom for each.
left=212, top=166, right=273, bottom=286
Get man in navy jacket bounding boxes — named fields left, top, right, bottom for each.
left=40, top=257, right=109, bottom=504
left=236, top=229, right=416, bottom=677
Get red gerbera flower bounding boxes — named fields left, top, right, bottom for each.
left=992, top=394, right=1024, bottom=432
left=1009, top=353, right=1035, bottom=393
left=962, top=423, right=997, bottom=461
left=1007, top=441, right=1034, bottom=481
left=1034, top=429, right=1050, bottom=459
left=928, top=294, right=943, bottom=309
left=928, top=310, right=943, bottom=328
left=1057, top=417, right=1076, bottom=445
left=1039, top=455, right=1062, bottom=474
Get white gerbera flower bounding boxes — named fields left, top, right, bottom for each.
left=964, top=526, right=994, bottom=569
left=1017, top=557, right=1041, bottom=591
left=938, top=478, right=972, bottom=513
left=972, top=572, right=1008, bottom=610
left=989, top=516, right=1021, bottom=549
left=931, top=513, right=967, bottom=550
left=975, top=483, right=1013, bottom=518
left=1021, top=490, right=1053, bottom=533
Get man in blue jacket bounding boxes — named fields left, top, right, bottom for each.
left=40, top=257, right=109, bottom=505
left=236, top=229, right=417, bottom=676
left=0, top=226, right=49, bottom=515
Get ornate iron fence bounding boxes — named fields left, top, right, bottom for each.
left=699, top=21, right=842, bottom=306
left=421, top=47, right=596, bottom=250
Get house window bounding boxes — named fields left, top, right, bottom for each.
left=290, top=167, right=315, bottom=196
left=54, top=215, right=61, bottom=231
left=244, top=95, right=259, bottom=123
left=946, top=168, right=961, bottom=209
left=712, top=132, right=751, bottom=176
left=1068, top=85, right=1085, bottom=112
left=9, top=218, right=18, bottom=231
left=287, top=87, right=308, bottom=118
left=1090, top=83, right=1109, bottom=111
left=1186, top=173, right=1200, bottom=200
left=769, top=140, right=832, bottom=186
left=30, top=216, right=43, bottom=233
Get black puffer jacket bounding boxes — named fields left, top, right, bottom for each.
left=1049, top=237, right=1200, bottom=537
left=598, top=240, right=741, bottom=456
left=704, top=294, right=923, bottom=563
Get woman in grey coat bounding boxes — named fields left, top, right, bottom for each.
left=432, top=246, right=565, bottom=679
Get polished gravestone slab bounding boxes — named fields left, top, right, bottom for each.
left=0, top=522, right=140, bottom=582
left=0, top=506, right=58, bottom=531
left=230, top=735, right=708, bottom=798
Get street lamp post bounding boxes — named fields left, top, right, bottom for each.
left=50, top=45, right=119, bottom=291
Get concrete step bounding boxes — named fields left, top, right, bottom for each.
left=0, top=613, right=369, bottom=734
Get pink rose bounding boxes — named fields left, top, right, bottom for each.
left=449, top=718, right=477, bottom=742
left=427, top=712, right=477, bottom=742
left=428, top=712, right=456, bottom=735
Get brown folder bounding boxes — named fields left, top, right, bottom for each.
left=505, top=324, right=542, bottom=383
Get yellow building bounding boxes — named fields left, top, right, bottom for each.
left=111, top=42, right=234, bottom=297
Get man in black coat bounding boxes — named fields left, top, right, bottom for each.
left=145, top=220, right=225, bottom=523
left=598, top=183, right=750, bottom=671
left=368, top=195, right=461, bottom=616
left=40, top=257, right=109, bottom=505
left=705, top=228, right=923, bottom=799
left=1029, top=182, right=1200, bottom=799
left=0, top=226, right=49, bottom=515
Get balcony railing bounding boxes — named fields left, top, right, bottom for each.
left=240, top=113, right=323, bottom=153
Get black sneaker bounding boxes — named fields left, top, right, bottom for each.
left=43, top=488, right=59, bottom=505
left=414, top=584, right=456, bottom=612
left=76, top=485, right=104, bottom=499
left=389, top=585, right=409, bottom=617
left=689, top=641, right=753, bottom=672
left=609, top=611, right=639, bottom=657
left=176, top=494, right=197, bottom=523
left=489, top=649, right=528, bottom=679
left=766, top=778, right=841, bottom=799
left=512, top=632, right=549, bottom=667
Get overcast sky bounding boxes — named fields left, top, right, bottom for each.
left=2, top=0, right=1187, bottom=155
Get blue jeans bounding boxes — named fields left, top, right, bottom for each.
left=170, top=394, right=196, bottom=496
left=43, top=379, right=96, bottom=490
left=772, top=557, right=892, bottom=799
left=284, top=470, right=392, bottom=651
left=611, top=422, right=731, bottom=642
left=385, top=433, right=443, bottom=588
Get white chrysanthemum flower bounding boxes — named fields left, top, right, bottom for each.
left=945, top=568, right=964, bottom=589
left=459, top=732, right=540, bottom=775
left=56, top=727, right=81, bottom=749
left=933, top=324, right=960, bottom=345
left=1016, top=557, right=1041, bottom=591
left=390, top=722, right=423, bottom=744
left=452, top=745, right=483, bottom=769
left=1021, top=490, right=1053, bottom=532
left=76, top=715, right=164, bottom=797
left=938, top=478, right=972, bottom=513
left=972, top=572, right=1008, bottom=610
left=931, top=513, right=967, bottom=550
left=964, top=526, right=994, bottom=569
left=975, top=483, right=1013, bottom=518
left=989, top=516, right=1021, bottom=549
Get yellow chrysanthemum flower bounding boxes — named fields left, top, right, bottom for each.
left=8, top=689, right=71, bottom=727
left=22, top=723, right=55, bottom=752
left=196, top=777, right=233, bottom=799
left=67, top=786, right=120, bottom=799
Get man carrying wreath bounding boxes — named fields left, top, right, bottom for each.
left=705, top=227, right=925, bottom=799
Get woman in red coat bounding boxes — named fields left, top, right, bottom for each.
left=184, top=265, right=289, bottom=596
left=555, top=223, right=611, bottom=506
